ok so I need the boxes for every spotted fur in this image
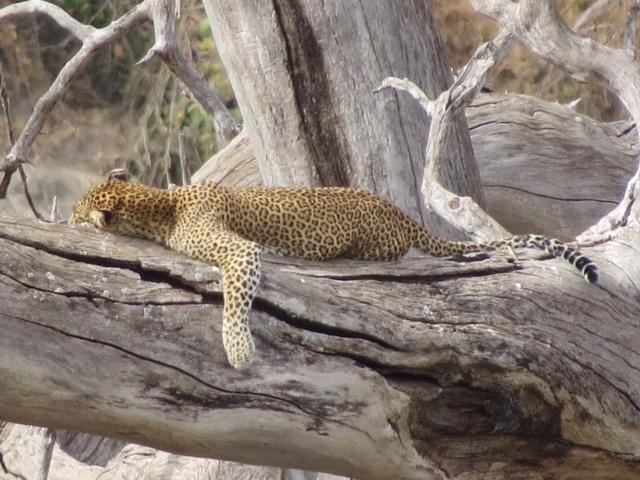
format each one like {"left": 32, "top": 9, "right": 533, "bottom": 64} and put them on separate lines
{"left": 69, "top": 172, "right": 598, "bottom": 369}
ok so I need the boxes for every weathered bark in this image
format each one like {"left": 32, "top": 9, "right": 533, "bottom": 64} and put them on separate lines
{"left": 1, "top": 423, "right": 343, "bottom": 480}
{"left": 1, "top": 217, "right": 639, "bottom": 480}
{"left": 470, "top": 0, "right": 640, "bottom": 239}
{"left": 468, "top": 93, "right": 637, "bottom": 237}
{"left": 202, "top": 0, "right": 483, "bottom": 232}
{"left": 193, "top": 93, "right": 637, "bottom": 239}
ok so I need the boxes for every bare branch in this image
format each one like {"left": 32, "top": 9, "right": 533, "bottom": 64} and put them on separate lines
{"left": 140, "top": 0, "right": 240, "bottom": 147}
{"left": 0, "top": 62, "right": 18, "bottom": 196}
{"left": 376, "top": 31, "right": 515, "bottom": 241}
{"left": 0, "top": 0, "right": 153, "bottom": 197}
{"left": 573, "top": 0, "right": 617, "bottom": 32}
{"left": 50, "top": 196, "right": 60, "bottom": 223}
{"left": 470, "top": 0, "right": 640, "bottom": 235}
{"left": 178, "top": 131, "right": 191, "bottom": 186}
{"left": 0, "top": 62, "right": 47, "bottom": 220}
{"left": 17, "top": 166, "right": 46, "bottom": 221}
{"left": 374, "top": 77, "right": 434, "bottom": 116}
{"left": 0, "top": 63, "right": 15, "bottom": 146}
{"left": 0, "top": 0, "right": 96, "bottom": 41}
{"left": 448, "top": 30, "right": 515, "bottom": 108}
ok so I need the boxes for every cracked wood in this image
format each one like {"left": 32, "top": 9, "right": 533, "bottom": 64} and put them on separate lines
{"left": 1, "top": 217, "right": 639, "bottom": 479}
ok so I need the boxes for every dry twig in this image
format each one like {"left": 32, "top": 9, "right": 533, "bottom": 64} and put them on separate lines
{"left": 0, "top": 63, "right": 46, "bottom": 220}
{"left": 178, "top": 131, "right": 191, "bottom": 185}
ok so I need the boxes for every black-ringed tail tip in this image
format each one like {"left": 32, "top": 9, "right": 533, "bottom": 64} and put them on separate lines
{"left": 526, "top": 234, "right": 599, "bottom": 285}
{"left": 482, "top": 235, "right": 598, "bottom": 284}
{"left": 414, "top": 233, "right": 600, "bottom": 284}
{"left": 561, "top": 246, "right": 599, "bottom": 284}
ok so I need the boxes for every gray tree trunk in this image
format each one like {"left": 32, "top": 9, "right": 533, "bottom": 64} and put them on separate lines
{"left": 202, "top": 0, "right": 483, "bottom": 235}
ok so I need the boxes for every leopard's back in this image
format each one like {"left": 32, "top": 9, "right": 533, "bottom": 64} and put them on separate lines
{"left": 204, "top": 186, "right": 417, "bottom": 261}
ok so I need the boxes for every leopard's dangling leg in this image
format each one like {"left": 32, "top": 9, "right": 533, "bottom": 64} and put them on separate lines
{"left": 219, "top": 241, "right": 262, "bottom": 369}
{"left": 178, "top": 224, "right": 262, "bottom": 369}
{"left": 211, "top": 234, "right": 262, "bottom": 369}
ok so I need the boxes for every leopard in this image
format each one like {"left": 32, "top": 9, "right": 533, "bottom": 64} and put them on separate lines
{"left": 69, "top": 169, "right": 599, "bottom": 369}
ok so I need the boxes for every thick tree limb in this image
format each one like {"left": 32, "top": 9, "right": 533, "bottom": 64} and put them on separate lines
{"left": 470, "top": 0, "right": 640, "bottom": 235}
{"left": 467, "top": 93, "right": 637, "bottom": 238}
{"left": 0, "top": 217, "right": 639, "bottom": 479}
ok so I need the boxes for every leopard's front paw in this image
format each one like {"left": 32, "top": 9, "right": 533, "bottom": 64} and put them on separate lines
{"left": 222, "top": 325, "right": 256, "bottom": 370}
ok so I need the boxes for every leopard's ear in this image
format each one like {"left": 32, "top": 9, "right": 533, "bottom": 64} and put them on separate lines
{"left": 89, "top": 209, "right": 113, "bottom": 229}
{"left": 107, "top": 168, "right": 129, "bottom": 183}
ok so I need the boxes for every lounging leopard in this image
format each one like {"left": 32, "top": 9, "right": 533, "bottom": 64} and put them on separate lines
{"left": 69, "top": 170, "right": 598, "bottom": 369}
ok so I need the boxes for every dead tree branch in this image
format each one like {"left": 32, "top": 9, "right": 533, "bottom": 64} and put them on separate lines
{"left": 470, "top": 0, "right": 640, "bottom": 236}
{"left": 0, "top": 0, "right": 152, "bottom": 197}
{"left": 376, "top": 31, "right": 515, "bottom": 241}
{"left": 0, "top": 63, "right": 47, "bottom": 220}
{"left": 0, "top": 215, "right": 638, "bottom": 480}
{"left": 573, "top": 0, "right": 618, "bottom": 32}
{"left": 138, "top": 0, "right": 240, "bottom": 147}
{"left": 0, "top": 0, "right": 238, "bottom": 199}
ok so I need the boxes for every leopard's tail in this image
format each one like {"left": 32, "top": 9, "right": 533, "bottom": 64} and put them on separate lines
{"left": 412, "top": 227, "right": 598, "bottom": 284}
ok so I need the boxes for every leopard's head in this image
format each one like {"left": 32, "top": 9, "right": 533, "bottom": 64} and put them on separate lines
{"left": 69, "top": 169, "right": 175, "bottom": 242}
{"left": 69, "top": 169, "right": 139, "bottom": 230}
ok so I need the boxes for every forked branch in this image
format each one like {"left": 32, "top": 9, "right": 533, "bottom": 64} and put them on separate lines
{"left": 469, "top": 0, "right": 640, "bottom": 235}
{"left": 0, "top": 0, "right": 152, "bottom": 198}
{"left": 0, "top": 0, "right": 238, "bottom": 200}
{"left": 376, "top": 31, "right": 515, "bottom": 241}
